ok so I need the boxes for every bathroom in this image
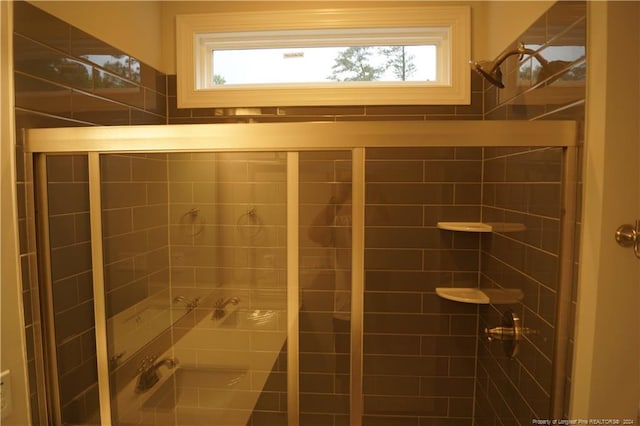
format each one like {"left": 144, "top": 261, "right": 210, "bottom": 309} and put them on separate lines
{"left": 1, "top": 1, "right": 638, "bottom": 425}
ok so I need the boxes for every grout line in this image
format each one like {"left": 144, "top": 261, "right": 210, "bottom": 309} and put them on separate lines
{"left": 531, "top": 99, "right": 586, "bottom": 121}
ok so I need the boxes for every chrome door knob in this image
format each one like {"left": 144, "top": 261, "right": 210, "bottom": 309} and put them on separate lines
{"left": 615, "top": 220, "right": 640, "bottom": 259}
{"left": 615, "top": 223, "right": 638, "bottom": 247}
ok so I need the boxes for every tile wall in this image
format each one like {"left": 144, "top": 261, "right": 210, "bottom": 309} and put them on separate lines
{"left": 475, "top": 147, "right": 564, "bottom": 424}
{"left": 45, "top": 155, "right": 99, "bottom": 423}
{"left": 165, "top": 74, "right": 484, "bottom": 124}
{"left": 101, "top": 154, "right": 170, "bottom": 321}
{"left": 476, "top": 1, "right": 586, "bottom": 424}
{"left": 362, "top": 147, "right": 483, "bottom": 426}
{"left": 167, "top": 152, "right": 287, "bottom": 292}
{"left": 12, "top": 1, "right": 167, "bottom": 423}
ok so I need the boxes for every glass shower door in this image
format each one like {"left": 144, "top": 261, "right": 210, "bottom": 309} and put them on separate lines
{"left": 100, "top": 152, "right": 289, "bottom": 425}
{"left": 38, "top": 154, "right": 102, "bottom": 426}
{"left": 37, "top": 148, "right": 358, "bottom": 425}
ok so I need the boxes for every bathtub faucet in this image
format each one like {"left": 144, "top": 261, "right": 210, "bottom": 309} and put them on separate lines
{"left": 173, "top": 295, "right": 201, "bottom": 310}
{"left": 212, "top": 296, "right": 240, "bottom": 320}
{"left": 135, "top": 355, "right": 177, "bottom": 393}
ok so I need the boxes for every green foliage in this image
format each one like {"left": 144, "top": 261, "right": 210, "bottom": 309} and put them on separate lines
{"left": 213, "top": 74, "right": 226, "bottom": 85}
{"left": 328, "top": 47, "right": 385, "bottom": 81}
{"left": 328, "top": 45, "right": 418, "bottom": 82}
{"left": 378, "top": 46, "right": 416, "bottom": 81}
{"left": 99, "top": 55, "right": 140, "bottom": 85}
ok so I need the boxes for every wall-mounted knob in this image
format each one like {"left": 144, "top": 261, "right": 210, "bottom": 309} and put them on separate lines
{"left": 485, "top": 326, "right": 517, "bottom": 342}
{"left": 484, "top": 310, "right": 537, "bottom": 358}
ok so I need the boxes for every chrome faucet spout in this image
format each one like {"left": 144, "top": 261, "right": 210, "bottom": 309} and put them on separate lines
{"left": 135, "top": 356, "right": 177, "bottom": 393}
{"left": 212, "top": 296, "right": 240, "bottom": 320}
{"left": 173, "top": 295, "right": 200, "bottom": 310}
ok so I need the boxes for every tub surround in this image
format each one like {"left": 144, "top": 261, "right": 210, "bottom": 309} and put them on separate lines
{"left": 477, "top": 1, "right": 586, "bottom": 422}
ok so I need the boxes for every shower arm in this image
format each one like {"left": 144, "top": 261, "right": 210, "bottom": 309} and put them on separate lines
{"left": 472, "top": 42, "right": 552, "bottom": 88}
{"left": 488, "top": 43, "right": 549, "bottom": 75}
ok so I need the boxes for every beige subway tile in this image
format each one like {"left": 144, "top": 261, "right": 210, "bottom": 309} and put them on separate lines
{"left": 170, "top": 182, "right": 194, "bottom": 203}
{"left": 102, "top": 208, "right": 132, "bottom": 237}
{"left": 147, "top": 225, "right": 168, "bottom": 248}
{"left": 50, "top": 242, "right": 92, "bottom": 282}
{"left": 104, "top": 258, "right": 135, "bottom": 292}
{"left": 247, "top": 161, "right": 286, "bottom": 182}
{"left": 216, "top": 160, "right": 248, "bottom": 182}
{"left": 49, "top": 214, "right": 75, "bottom": 248}
{"left": 145, "top": 247, "right": 170, "bottom": 276}
{"left": 169, "top": 160, "right": 215, "bottom": 182}
{"left": 103, "top": 230, "right": 148, "bottom": 264}
{"left": 170, "top": 224, "right": 195, "bottom": 246}
{"left": 132, "top": 204, "right": 168, "bottom": 230}
{"left": 100, "top": 155, "right": 131, "bottom": 182}
{"left": 171, "top": 267, "right": 196, "bottom": 287}
{"left": 192, "top": 182, "right": 216, "bottom": 203}
{"left": 101, "top": 182, "right": 146, "bottom": 209}
{"left": 146, "top": 182, "right": 168, "bottom": 205}
{"left": 132, "top": 156, "right": 168, "bottom": 182}
{"left": 48, "top": 182, "right": 89, "bottom": 215}
{"left": 47, "top": 156, "right": 73, "bottom": 182}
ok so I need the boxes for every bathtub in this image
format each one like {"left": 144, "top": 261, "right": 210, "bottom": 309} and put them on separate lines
{"left": 115, "top": 289, "right": 287, "bottom": 425}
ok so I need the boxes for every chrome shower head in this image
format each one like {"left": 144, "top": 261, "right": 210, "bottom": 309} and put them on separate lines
{"left": 470, "top": 60, "right": 505, "bottom": 88}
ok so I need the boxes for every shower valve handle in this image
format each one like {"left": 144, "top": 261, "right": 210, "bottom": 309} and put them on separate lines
{"left": 485, "top": 326, "right": 517, "bottom": 342}
{"left": 484, "top": 311, "right": 538, "bottom": 358}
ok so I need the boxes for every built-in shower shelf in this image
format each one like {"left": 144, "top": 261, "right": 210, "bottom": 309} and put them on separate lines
{"left": 436, "top": 288, "right": 524, "bottom": 305}
{"left": 436, "top": 288, "right": 490, "bottom": 304}
{"left": 436, "top": 222, "right": 492, "bottom": 232}
{"left": 436, "top": 222, "right": 527, "bottom": 233}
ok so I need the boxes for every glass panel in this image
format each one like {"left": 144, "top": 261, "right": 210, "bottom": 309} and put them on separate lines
{"left": 102, "top": 152, "right": 288, "bottom": 425}
{"left": 180, "top": 6, "right": 471, "bottom": 107}
{"left": 100, "top": 153, "right": 170, "bottom": 371}
{"left": 212, "top": 45, "right": 437, "bottom": 85}
{"left": 46, "top": 154, "right": 101, "bottom": 425}
{"left": 299, "top": 151, "right": 352, "bottom": 425}
{"left": 519, "top": 43, "right": 586, "bottom": 86}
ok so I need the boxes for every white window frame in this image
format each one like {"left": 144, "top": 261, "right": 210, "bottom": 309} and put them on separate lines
{"left": 176, "top": 6, "right": 470, "bottom": 108}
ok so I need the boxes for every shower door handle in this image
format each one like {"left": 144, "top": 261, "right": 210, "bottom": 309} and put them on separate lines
{"left": 615, "top": 220, "right": 640, "bottom": 259}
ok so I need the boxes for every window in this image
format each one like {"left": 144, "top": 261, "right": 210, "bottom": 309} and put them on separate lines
{"left": 176, "top": 6, "right": 470, "bottom": 108}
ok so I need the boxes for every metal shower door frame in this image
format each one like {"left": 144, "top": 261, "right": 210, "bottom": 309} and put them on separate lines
{"left": 27, "top": 120, "right": 577, "bottom": 425}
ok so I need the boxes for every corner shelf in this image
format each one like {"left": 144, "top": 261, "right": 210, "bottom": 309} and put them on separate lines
{"left": 436, "top": 222, "right": 492, "bottom": 232}
{"left": 435, "top": 288, "right": 490, "bottom": 304}
{"left": 436, "top": 222, "right": 527, "bottom": 233}
{"left": 436, "top": 287, "right": 524, "bottom": 305}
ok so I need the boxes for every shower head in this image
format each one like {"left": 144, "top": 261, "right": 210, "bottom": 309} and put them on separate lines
{"left": 471, "top": 42, "right": 571, "bottom": 89}
{"left": 470, "top": 60, "right": 505, "bottom": 88}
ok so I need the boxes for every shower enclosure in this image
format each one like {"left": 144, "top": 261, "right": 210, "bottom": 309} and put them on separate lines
{"left": 26, "top": 121, "right": 576, "bottom": 425}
